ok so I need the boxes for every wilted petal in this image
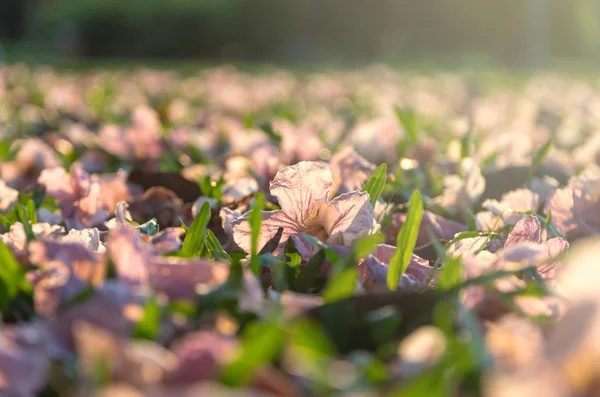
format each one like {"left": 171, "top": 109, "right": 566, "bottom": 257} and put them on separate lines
{"left": 324, "top": 192, "right": 379, "bottom": 246}
{"left": 232, "top": 210, "right": 299, "bottom": 254}
{"left": 505, "top": 216, "right": 543, "bottom": 248}
{"left": 61, "top": 228, "right": 106, "bottom": 254}
{"left": 269, "top": 162, "right": 332, "bottom": 226}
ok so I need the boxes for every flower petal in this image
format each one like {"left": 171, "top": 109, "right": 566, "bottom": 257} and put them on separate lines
{"left": 328, "top": 146, "right": 375, "bottom": 195}
{"left": 269, "top": 161, "right": 333, "bottom": 226}
{"left": 232, "top": 210, "right": 299, "bottom": 254}
{"left": 505, "top": 216, "right": 542, "bottom": 248}
{"left": 324, "top": 191, "right": 378, "bottom": 246}
{"left": 0, "top": 180, "right": 19, "bottom": 213}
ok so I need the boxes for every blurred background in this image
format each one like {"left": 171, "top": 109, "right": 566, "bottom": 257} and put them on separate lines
{"left": 1, "top": 0, "right": 600, "bottom": 68}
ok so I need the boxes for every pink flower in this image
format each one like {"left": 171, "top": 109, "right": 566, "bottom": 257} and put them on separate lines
{"left": 107, "top": 227, "right": 263, "bottom": 308}
{"left": 166, "top": 331, "right": 239, "bottom": 384}
{"left": 434, "top": 158, "right": 486, "bottom": 218}
{"left": 359, "top": 244, "right": 434, "bottom": 291}
{"left": 544, "top": 177, "right": 600, "bottom": 239}
{"left": 97, "top": 105, "right": 164, "bottom": 161}
{"left": 0, "top": 180, "right": 19, "bottom": 213}
{"left": 1, "top": 222, "right": 64, "bottom": 261}
{"left": 460, "top": 216, "right": 569, "bottom": 320}
{"left": 328, "top": 147, "right": 376, "bottom": 195}
{"left": 28, "top": 239, "right": 107, "bottom": 316}
{"left": 0, "top": 324, "right": 49, "bottom": 396}
{"left": 232, "top": 161, "right": 379, "bottom": 254}
{"left": 38, "top": 164, "right": 110, "bottom": 229}
{"left": 482, "top": 188, "right": 540, "bottom": 226}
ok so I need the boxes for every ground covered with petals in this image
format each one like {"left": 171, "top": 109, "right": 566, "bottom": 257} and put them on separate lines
{"left": 1, "top": 65, "right": 600, "bottom": 396}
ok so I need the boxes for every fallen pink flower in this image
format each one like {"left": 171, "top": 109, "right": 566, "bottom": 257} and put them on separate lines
{"left": 0, "top": 324, "right": 50, "bottom": 396}
{"left": 0, "top": 180, "right": 19, "bottom": 213}
{"left": 359, "top": 244, "right": 433, "bottom": 291}
{"left": 328, "top": 146, "right": 376, "bottom": 195}
{"left": 232, "top": 161, "right": 379, "bottom": 255}
{"left": 38, "top": 164, "right": 110, "bottom": 229}
{"left": 166, "top": 331, "right": 239, "bottom": 384}
{"left": 28, "top": 239, "right": 107, "bottom": 316}
{"left": 544, "top": 177, "right": 600, "bottom": 239}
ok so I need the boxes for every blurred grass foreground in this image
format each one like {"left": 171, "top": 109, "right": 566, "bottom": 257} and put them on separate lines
{"left": 2, "top": 0, "right": 600, "bottom": 66}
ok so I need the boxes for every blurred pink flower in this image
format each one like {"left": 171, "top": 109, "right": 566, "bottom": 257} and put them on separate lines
{"left": 38, "top": 164, "right": 110, "bottom": 229}
{"left": 28, "top": 239, "right": 106, "bottom": 316}
{"left": 0, "top": 180, "right": 19, "bottom": 213}
{"left": 1, "top": 222, "right": 64, "bottom": 260}
{"left": 483, "top": 189, "right": 540, "bottom": 226}
{"left": 232, "top": 161, "right": 379, "bottom": 254}
{"left": 0, "top": 139, "right": 61, "bottom": 189}
{"left": 166, "top": 331, "right": 239, "bottom": 384}
{"left": 544, "top": 177, "right": 600, "bottom": 239}
{"left": 460, "top": 216, "right": 569, "bottom": 320}
{"left": 434, "top": 158, "right": 486, "bottom": 218}
{"left": 97, "top": 105, "right": 164, "bottom": 161}
{"left": 359, "top": 244, "right": 433, "bottom": 291}
{"left": 328, "top": 146, "right": 376, "bottom": 195}
{"left": 0, "top": 324, "right": 49, "bottom": 396}
{"left": 73, "top": 321, "right": 177, "bottom": 386}
{"left": 108, "top": 227, "right": 263, "bottom": 309}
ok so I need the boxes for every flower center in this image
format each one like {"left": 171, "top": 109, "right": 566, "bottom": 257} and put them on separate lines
{"left": 302, "top": 204, "right": 329, "bottom": 241}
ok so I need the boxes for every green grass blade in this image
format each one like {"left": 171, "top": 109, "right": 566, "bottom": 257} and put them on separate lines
{"left": 387, "top": 189, "right": 424, "bottom": 290}
{"left": 363, "top": 163, "right": 387, "bottom": 207}
{"left": 249, "top": 193, "right": 265, "bottom": 274}
{"left": 179, "top": 201, "right": 211, "bottom": 257}
{"left": 205, "top": 229, "right": 231, "bottom": 261}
